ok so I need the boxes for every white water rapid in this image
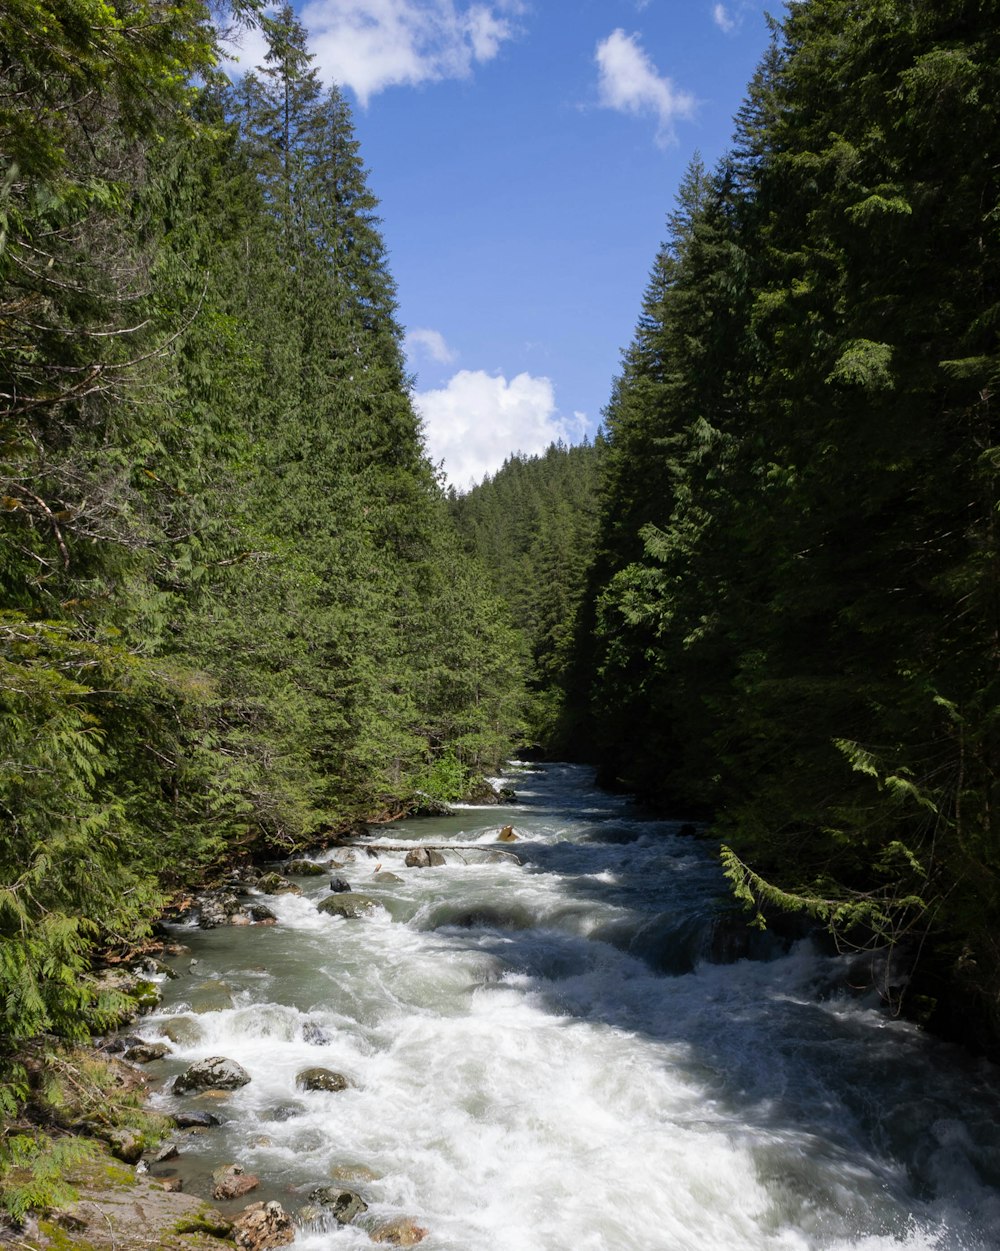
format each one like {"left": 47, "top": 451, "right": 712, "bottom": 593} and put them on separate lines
{"left": 140, "top": 762, "right": 1000, "bottom": 1250}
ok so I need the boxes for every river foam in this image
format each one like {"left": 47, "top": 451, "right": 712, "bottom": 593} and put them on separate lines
{"left": 142, "top": 763, "right": 1000, "bottom": 1250}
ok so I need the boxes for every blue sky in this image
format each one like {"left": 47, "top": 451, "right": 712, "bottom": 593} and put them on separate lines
{"left": 225, "top": 2, "right": 775, "bottom": 488}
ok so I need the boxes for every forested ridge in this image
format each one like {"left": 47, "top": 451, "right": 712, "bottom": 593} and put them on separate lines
{"left": 3, "top": 0, "right": 1000, "bottom": 1217}
{"left": 0, "top": 0, "right": 525, "bottom": 1156}
{"left": 464, "top": 0, "right": 1000, "bottom": 1055}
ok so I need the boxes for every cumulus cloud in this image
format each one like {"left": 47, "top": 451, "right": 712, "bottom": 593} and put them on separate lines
{"left": 296, "top": 0, "right": 521, "bottom": 105}
{"left": 407, "top": 327, "right": 458, "bottom": 364}
{"left": 414, "top": 370, "right": 587, "bottom": 489}
{"left": 712, "top": 4, "right": 737, "bottom": 34}
{"left": 595, "top": 29, "right": 696, "bottom": 146}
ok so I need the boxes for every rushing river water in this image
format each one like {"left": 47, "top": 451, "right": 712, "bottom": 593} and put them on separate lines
{"left": 141, "top": 762, "right": 1000, "bottom": 1250}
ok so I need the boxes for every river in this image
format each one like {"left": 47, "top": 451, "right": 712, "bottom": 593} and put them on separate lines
{"left": 141, "top": 762, "right": 1000, "bottom": 1250}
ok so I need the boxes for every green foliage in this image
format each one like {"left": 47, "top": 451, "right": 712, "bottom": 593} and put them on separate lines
{"left": 573, "top": 0, "right": 1000, "bottom": 1040}
{"left": 0, "top": 1132, "right": 94, "bottom": 1222}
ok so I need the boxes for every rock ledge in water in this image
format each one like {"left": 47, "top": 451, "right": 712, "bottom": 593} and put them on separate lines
{"left": 173, "top": 1056, "right": 251, "bottom": 1094}
{"left": 316, "top": 892, "right": 385, "bottom": 919}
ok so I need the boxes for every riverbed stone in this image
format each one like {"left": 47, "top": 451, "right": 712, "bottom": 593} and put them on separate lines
{"left": 316, "top": 892, "right": 385, "bottom": 919}
{"left": 173, "top": 1056, "right": 251, "bottom": 1094}
{"left": 307, "top": 1186, "right": 367, "bottom": 1224}
{"left": 247, "top": 903, "right": 278, "bottom": 923}
{"left": 160, "top": 1017, "right": 203, "bottom": 1047}
{"left": 286, "top": 859, "right": 326, "bottom": 876}
{"left": 233, "top": 1200, "right": 295, "bottom": 1251}
{"left": 370, "top": 1217, "right": 429, "bottom": 1246}
{"left": 173, "top": 1109, "right": 221, "bottom": 1128}
{"left": 302, "top": 1021, "right": 333, "bottom": 1045}
{"left": 212, "top": 1163, "right": 260, "bottom": 1201}
{"left": 329, "top": 876, "right": 353, "bottom": 893}
{"left": 257, "top": 872, "right": 301, "bottom": 895}
{"left": 404, "top": 847, "right": 446, "bottom": 868}
{"left": 199, "top": 891, "right": 243, "bottom": 928}
{"left": 497, "top": 825, "right": 518, "bottom": 842}
{"left": 124, "top": 1040, "right": 171, "bottom": 1063}
{"left": 372, "top": 871, "right": 404, "bottom": 884}
{"left": 295, "top": 1066, "right": 349, "bottom": 1093}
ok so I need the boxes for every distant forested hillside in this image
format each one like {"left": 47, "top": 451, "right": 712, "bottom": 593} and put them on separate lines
{"left": 452, "top": 439, "right": 603, "bottom": 748}
{"left": 0, "top": 0, "right": 523, "bottom": 1081}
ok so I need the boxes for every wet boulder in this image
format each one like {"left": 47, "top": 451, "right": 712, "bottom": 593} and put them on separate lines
{"left": 160, "top": 1016, "right": 203, "bottom": 1046}
{"left": 329, "top": 876, "right": 353, "bottom": 893}
{"left": 212, "top": 1163, "right": 260, "bottom": 1201}
{"left": 307, "top": 1186, "right": 367, "bottom": 1224}
{"left": 199, "top": 891, "right": 243, "bottom": 929}
{"left": 372, "top": 871, "right": 403, "bottom": 884}
{"left": 233, "top": 1201, "right": 295, "bottom": 1251}
{"left": 286, "top": 859, "right": 326, "bottom": 876}
{"left": 316, "top": 892, "right": 385, "bottom": 919}
{"left": 295, "top": 1067, "right": 349, "bottom": 1093}
{"left": 302, "top": 1021, "right": 333, "bottom": 1045}
{"left": 256, "top": 872, "right": 301, "bottom": 896}
{"left": 173, "top": 1109, "right": 221, "bottom": 1128}
{"left": 172, "top": 1056, "right": 251, "bottom": 1094}
{"left": 404, "top": 848, "right": 446, "bottom": 868}
{"left": 247, "top": 903, "right": 278, "bottom": 924}
{"left": 497, "top": 825, "right": 518, "bottom": 843}
{"left": 124, "top": 1041, "right": 170, "bottom": 1064}
{"left": 371, "top": 1217, "right": 429, "bottom": 1246}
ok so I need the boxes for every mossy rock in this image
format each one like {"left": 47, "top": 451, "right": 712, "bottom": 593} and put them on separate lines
{"left": 286, "top": 859, "right": 326, "bottom": 876}
{"left": 316, "top": 892, "right": 386, "bottom": 919}
{"left": 174, "top": 1207, "right": 234, "bottom": 1237}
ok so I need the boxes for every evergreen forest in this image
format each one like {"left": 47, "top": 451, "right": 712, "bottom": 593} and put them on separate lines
{"left": 2, "top": 0, "right": 1000, "bottom": 1210}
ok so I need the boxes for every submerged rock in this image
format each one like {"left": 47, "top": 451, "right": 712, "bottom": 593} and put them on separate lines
{"left": 372, "top": 871, "right": 403, "bottom": 884}
{"left": 302, "top": 1021, "right": 333, "bottom": 1045}
{"left": 404, "top": 847, "right": 446, "bottom": 868}
{"left": 307, "top": 1186, "right": 367, "bottom": 1224}
{"left": 295, "top": 1066, "right": 349, "bottom": 1093}
{"left": 160, "top": 1016, "right": 203, "bottom": 1046}
{"left": 173, "top": 1056, "right": 251, "bottom": 1094}
{"left": 316, "top": 892, "right": 385, "bottom": 919}
{"left": 233, "top": 1200, "right": 295, "bottom": 1251}
{"left": 329, "top": 1163, "right": 381, "bottom": 1184}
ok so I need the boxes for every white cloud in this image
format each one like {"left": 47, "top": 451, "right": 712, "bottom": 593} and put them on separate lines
{"left": 595, "top": 28, "right": 695, "bottom": 147}
{"left": 414, "top": 370, "right": 586, "bottom": 489}
{"left": 297, "top": 0, "right": 521, "bottom": 105}
{"left": 712, "top": 4, "right": 737, "bottom": 34}
{"left": 407, "top": 327, "right": 458, "bottom": 364}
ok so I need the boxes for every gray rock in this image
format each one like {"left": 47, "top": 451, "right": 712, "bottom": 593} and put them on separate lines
{"left": 302, "top": 1022, "right": 333, "bottom": 1045}
{"left": 307, "top": 1186, "right": 368, "bottom": 1224}
{"left": 370, "top": 1217, "right": 430, "bottom": 1246}
{"left": 233, "top": 1200, "right": 295, "bottom": 1251}
{"left": 102, "top": 1126, "right": 144, "bottom": 1164}
{"left": 295, "top": 1067, "right": 349, "bottom": 1093}
{"left": 124, "top": 1041, "right": 170, "bottom": 1064}
{"left": 199, "top": 891, "right": 243, "bottom": 929}
{"left": 256, "top": 872, "right": 301, "bottom": 895}
{"left": 316, "top": 892, "right": 386, "bottom": 919}
{"left": 155, "top": 1142, "right": 180, "bottom": 1162}
{"left": 173, "top": 1109, "right": 221, "bottom": 1128}
{"left": 212, "top": 1163, "right": 260, "bottom": 1201}
{"left": 247, "top": 903, "right": 278, "bottom": 923}
{"left": 172, "top": 1056, "right": 251, "bottom": 1095}
{"left": 286, "top": 859, "right": 326, "bottom": 876}
{"left": 372, "top": 871, "right": 403, "bottom": 884}
{"left": 329, "top": 876, "right": 353, "bottom": 893}
{"left": 160, "top": 1016, "right": 203, "bottom": 1046}
{"left": 404, "top": 847, "right": 446, "bottom": 868}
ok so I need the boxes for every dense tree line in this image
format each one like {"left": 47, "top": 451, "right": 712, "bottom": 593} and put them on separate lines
{"left": 452, "top": 439, "right": 603, "bottom": 747}
{"left": 570, "top": 0, "right": 1000, "bottom": 1051}
{"left": 0, "top": 0, "right": 524, "bottom": 1130}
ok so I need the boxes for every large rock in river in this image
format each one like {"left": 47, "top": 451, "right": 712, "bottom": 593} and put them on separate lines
{"left": 173, "top": 1056, "right": 251, "bottom": 1094}
{"left": 316, "top": 892, "right": 385, "bottom": 919}
{"left": 233, "top": 1201, "right": 295, "bottom": 1251}
{"left": 295, "top": 1066, "right": 349, "bottom": 1092}
{"left": 212, "top": 1163, "right": 260, "bottom": 1201}
{"left": 307, "top": 1186, "right": 367, "bottom": 1224}
{"left": 404, "top": 848, "right": 446, "bottom": 868}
